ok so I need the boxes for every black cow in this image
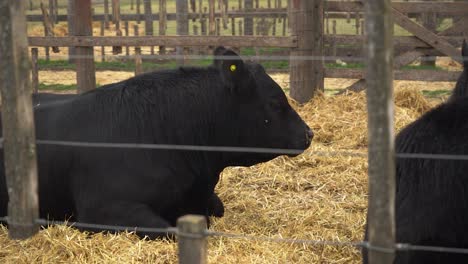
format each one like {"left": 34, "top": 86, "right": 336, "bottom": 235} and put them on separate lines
{"left": 0, "top": 47, "right": 312, "bottom": 238}
{"left": 363, "top": 41, "right": 468, "bottom": 263}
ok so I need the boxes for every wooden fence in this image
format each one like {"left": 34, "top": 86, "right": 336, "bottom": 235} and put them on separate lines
{"left": 27, "top": 0, "right": 468, "bottom": 99}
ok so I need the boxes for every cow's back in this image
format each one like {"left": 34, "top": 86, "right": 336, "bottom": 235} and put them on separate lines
{"left": 394, "top": 98, "right": 468, "bottom": 263}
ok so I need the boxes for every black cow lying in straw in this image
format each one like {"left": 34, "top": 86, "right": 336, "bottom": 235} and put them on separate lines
{"left": 363, "top": 41, "right": 468, "bottom": 263}
{"left": 0, "top": 47, "right": 313, "bottom": 238}
{"left": 36, "top": 91, "right": 227, "bottom": 219}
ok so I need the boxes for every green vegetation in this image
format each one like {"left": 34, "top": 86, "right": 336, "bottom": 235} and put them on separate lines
{"left": 326, "top": 62, "right": 364, "bottom": 69}
{"left": 36, "top": 57, "right": 448, "bottom": 72}
{"left": 39, "top": 83, "right": 77, "bottom": 91}
{"left": 421, "top": 89, "right": 451, "bottom": 98}
{"left": 39, "top": 83, "right": 104, "bottom": 91}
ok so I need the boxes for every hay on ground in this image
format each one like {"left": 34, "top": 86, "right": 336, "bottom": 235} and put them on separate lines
{"left": 0, "top": 87, "right": 441, "bottom": 263}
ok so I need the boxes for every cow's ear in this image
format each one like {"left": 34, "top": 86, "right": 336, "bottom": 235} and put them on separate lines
{"left": 462, "top": 39, "right": 468, "bottom": 69}
{"left": 213, "top": 47, "right": 250, "bottom": 92}
{"left": 213, "top": 46, "right": 228, "bottom": 68}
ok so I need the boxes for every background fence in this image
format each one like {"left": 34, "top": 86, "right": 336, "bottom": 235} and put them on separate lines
{"left": 26, "top": 0, "right": 468, "bottom": 100}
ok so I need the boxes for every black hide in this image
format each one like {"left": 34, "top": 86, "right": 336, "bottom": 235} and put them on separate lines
{"left": 363, "top": 41, "right": 468, "bottom": 263}
{"left": 0, "top": 47, "right": 312, "bottom": 238}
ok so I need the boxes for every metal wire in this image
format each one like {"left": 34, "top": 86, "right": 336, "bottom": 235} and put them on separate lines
{"left": 33, "top": 139, "right": 304, "bottom": 155}
{"left": 0, "top": 216, "right": 177, "bottom": 236}
{"left": 3, "top": 216, "right": 468, "bottom": 255}
{"left": 396, "top": 243, "right": 468, "bottom": 255}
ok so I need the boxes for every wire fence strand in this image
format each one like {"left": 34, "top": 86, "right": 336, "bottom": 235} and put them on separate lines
{"left": 3, "top": 215, "right": 468, "bottom": 256}
{"left": 0, "top": 138, "right": 467, "bottom": 161}
{"left": 0, "top": 216, "right": 177, "bottom": 236}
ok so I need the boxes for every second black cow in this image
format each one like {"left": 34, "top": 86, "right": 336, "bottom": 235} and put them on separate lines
{"left": 363, "top": 41, "right": 468, "bottom": 263}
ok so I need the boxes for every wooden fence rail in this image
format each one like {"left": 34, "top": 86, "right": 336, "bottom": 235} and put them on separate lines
{"left": 28, "top": 35, "right": 297, "bottom": 48}
{"left": 27, "top": 0, "right": 468, "bottom": 90}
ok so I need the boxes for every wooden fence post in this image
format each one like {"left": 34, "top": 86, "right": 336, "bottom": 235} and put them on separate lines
{"left": 104, "top": 0, "right": 110, "bottom": 29}
{"left": 176, "top": 0, "right": 188, "bottom": 66}
{"left": 136, "top": 0, "right": 141, "bottom": 24}
{"left": 288, "top": 0, "right": 324, "bottom": 103}
{"left": 244, "top": 0, "right": 253, "bottom": 35}
{"left": 365, "top": 0, "right": 396, "bottom": 263}
{"left": 124, "top": 21, "right": 130, "bottom": 57}
{"left": 0, "top": 0, "right": 39, "bottom": 239}
{"left": 177, "top": 215, "right": 207, "bottom": 264}
{"left": 112, "top": 0, "right": 121, "bottom": 23}
{"left": 231, "top": 8, "right": 236, "bottom": 35}
{"left": 143, "top": 0, "right": 154, "bottom": 56}
{"left": 420, "top": 0, "right": 437, "bottom": 67}
{"left": 40, "top": 2, "right": 59, "bottom": 53}
{"left": 101, "top": 21, "right": 106, "bottom": 61}
{"left": 135, "top": 47, "right": 142, "bottom": 76}
{"left": 67, "top": 0, "right": 76, "bottom": 63}
{"left": 134, "top": 24, "right": 143, "bottom": 75}
{"left": 48, "top": 0, "right": 55, "bottom": 24}
{"left": 54, "top": 0, "right": 58, "bottom": 24}
{"left": 74, "top": 0, "right": 96, "bottom": 93}
{"left": 31, "top": 48, "right": 39, "bottom": 94}
{"left": 209, "top": 0, "right": 215, "bottom": 35}
{"left": 159, "top": 0, "right": 167, "bottom": 55}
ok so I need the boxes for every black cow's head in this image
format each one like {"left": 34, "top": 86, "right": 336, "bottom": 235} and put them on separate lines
{"left": 450, "top": 39, "right": 468, "bottom": 101}
{"left": 213, "top": 47, "right": 313, "bottom": 166}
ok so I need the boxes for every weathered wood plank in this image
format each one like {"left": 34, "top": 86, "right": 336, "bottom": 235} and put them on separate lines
{"left": 74, "top": 0, "right": 96, "bottom": 93}
{"left": 0, "top": 0, "right": 39, "bottom": 240}
{"left": 176, "top": 0, "right": 188, "bottom": 65}
{"left": 392, "top": 7, "right": 461, "bottom": 64}
{"left": 28, "top": 36, "right": 297, "bottom": 48}
{"left": 159, "top": 0, "right": 167, "bottom": 54}
{"left": 326, "top": 1, "right": 468, "bottom": 14}
{"left": 393, "top": 50, "right": 424, "bottom": 69}
{"left": 365, "top": 0, "right": 396, "bottom": 262}
{"left": 177, "top": 215, "right": 207, "bottom": 264}
{"left": 289, "top": 0, "right": 324, "bottom": 103}
{"left": 25, "top": 11, "right": 287, "bottom": 23}
{"left": 325, "top": 35, "right": 464, "bottom": 49}
{"left": 325, "top": 68, "right": 461, "bottom": 82}
{"left": 24, "top": 1, "right": 468, "bottom": 23}
{"left": 31, "top": 48, "right": 39, "bottom": 93}
{"left": 438, "top": 16, "right": 468, "bottom": 36}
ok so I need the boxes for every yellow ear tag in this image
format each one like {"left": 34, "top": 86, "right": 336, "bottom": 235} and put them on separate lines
{"left": 230, "top": 65, "right": 237, "bottom": 72}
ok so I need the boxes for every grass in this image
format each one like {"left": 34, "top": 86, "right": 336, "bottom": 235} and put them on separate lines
{"left": 422, "top": 89, "right": 451, "bottom": 98}
{"left": 36, "top": 57, "right": 448, "bottom": 72}
{"left": 326, "top": 62, "right": 364, "bottom": 69}
{"left": 39, "top": 83, "right": 77, "bottom": 91}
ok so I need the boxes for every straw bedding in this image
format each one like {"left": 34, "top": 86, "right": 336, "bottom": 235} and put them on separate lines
{"left": 0, "top": 84, "right": 440, "bottom": 263}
